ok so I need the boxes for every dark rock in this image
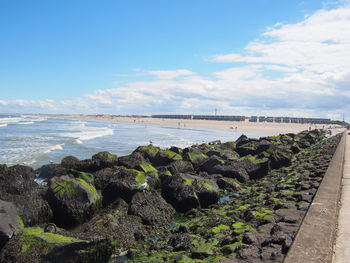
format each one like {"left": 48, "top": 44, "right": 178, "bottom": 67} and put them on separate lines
{"left": 153, "top": 149, "right": 183, "bottom": 167}
{"left": 0, "top": 201, "right": 20, "bottom": 250}
{"left": 217, "top": 177, "right": 240, "bottom": 191}
{"left": 128, "top": 191, "right": 175, "bottom": 226}
{"left": 168, "top": 160, "right": 194, "bottom": 175}
{"left": 260, "top": 245, "right": 283, "bottom": 261}
{"left": 118, "top": 152, "right": 146, "bottom": 170}
{"left": 191, "top": 180, "right": 219, "bottom": 208}
{"left": 296, "top": 201, "right": 310, "bottom": 211}
{"left": 0, "top": 165, "right": 52, "bottom": 226}
{"left": 61, "top": 156, "right": 99, "bottom": 173}
{"left": 235, "top": 245, "right": 260, "bottom": 260}
{"left": 45, "top": 175, "right": 101, "bottom": 228}
{"left": 161, "top": 175, "right": 199, "bottom": 212}
{"left": 0, "top": 227, "right": 112, "bottom": 263}
{"left": 235, "top": 135, "right": 250, "bottom": 147}
{"left": 36, "top": 164, "right": 67, "bottom": 180}
{"left": 91, "top": 151, "right": 118, "bottom": 168}
{"left": 133, "top": 145, "right": 160, "bottom": 163}
{"left": 102, "top": 168, "right": 148, "bottom": 205}
{"left": 93, "top": 167, "right": 118, "bottom": 191}
{"left": 168, "top": 234, "right": 193, "bottom": 251}
{"left": 275, "top": 209, "right": 303, "bottom": 224}
{"left": 242, "top": 232, "right": 258, "bottom": 245}
{"left": 282, "top": 236, "right": 293, "bottom": 254}
{"left": 268, "top": 147, "right": 292, "bottom": 169}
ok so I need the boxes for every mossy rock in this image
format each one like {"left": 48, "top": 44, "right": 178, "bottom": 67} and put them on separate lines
{"left": 185, "top": 152, "right": 208, "bottom": 167}
{"left": 153, "top": 150, "right": 183, "bottom": 166}
{"left": 0, "top": 227, "right": 112, "bottom": 263}
{"left": 46, "top": 176, "right": 102, "bottom": 228}
{"left": 137, "top": 163, "right": 157, "bottom": 173}
{"left": 135, "top": 145, "right": 160, "bottom": 160}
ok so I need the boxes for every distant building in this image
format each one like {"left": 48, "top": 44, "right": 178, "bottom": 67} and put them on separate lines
{"left": 151, "top": 115, "right": 331, "bottom": 124}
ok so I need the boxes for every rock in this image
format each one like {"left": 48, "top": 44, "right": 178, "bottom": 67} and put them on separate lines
{"left": 235, "top": 244, "right": 260, "bottom": 260}
{"left": 282, "top": 236, "right": 293, "bottom": 254}
{"left": 191, "top": 180, "right": 219, "bottom": 208}
{"left": 260, "top": 245, "right": 283, "bottom": 261}
{"left": 36, "top": 164, "right": 67, "bottom": 180}
{"left": 241, "top": 158, "right": 270, "bottom": 180}
{"left": 183, "top": 149, "right": 208, "bottom": 167}
{"left": 242, "top": 232, "right": 259, "bottom": 245}
{"left": 118, "top": 152, "right": 146, "bottom": 170}
{"left": 0, "top": 227, "right": 112, "bottom": 263}
{"left": 190, "top": 239, "right": 215, "bottom": 259}
{"left": 268, "top": 147, "right": 292, "bottom": 169}
{"left": 61, "top": 156, "right": 99, "bottom": 173}
{"left": 152, "top": 149, "right": 183, "bottom": 167}
{"left": 235, "top": 134, "right": 250, "bottom": 147}
{"left": 199, "top": 156, "right": 225, "bottom": 174}
{"left": 102, "top": 168, "right": 148, "bottom": 205}
{"left": 161, "top": 175, "right": 200, "bottom": 213}
{"left": 45, "top": 175, "right": 102, "bottom": 228}
{"left": 217, "top": 177, "right": 240, "bottom": 191}
{"left": 91, "top": 151, "right": 118, "bottom": 168}
{"left": 133, "top": 145, "right": 160, "bottom": 162}
{"left": 275, "top": 209, "right": 303, "bottom": 224}
{"left": 128, "top": 191, "right": 175, "bottom": 226}
{"left": 0, "top": 165, "right": 52, "bottom": 226}
{"left": 168, "top": 234, "right": 193, "bottom": 251}
{"left": 201, "top": 158, "right": 250, "bottom": 183}
{"left": 80, "top": 210, "right": 147, "bottom": 253}
{"left": 167, "top": 160, "right": 194, "bottom": 175}
{"left": 0, "top": 201, "right": 21, "bottom": 250}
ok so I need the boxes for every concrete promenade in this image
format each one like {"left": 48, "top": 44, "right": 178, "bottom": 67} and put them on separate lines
{"left": 284, "top": 131, "right": 346, "bottom": 263}
{"left": 332, "top": 132, "right": 350, "bottom": 262}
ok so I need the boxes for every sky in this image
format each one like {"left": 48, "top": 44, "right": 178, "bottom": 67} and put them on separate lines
{"left": 0, "top": 0, "right": 350, "bottom": 121}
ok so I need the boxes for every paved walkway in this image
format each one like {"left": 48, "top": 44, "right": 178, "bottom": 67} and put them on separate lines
{"left": 333, "top": 132, "right": 350, "bottom": 263}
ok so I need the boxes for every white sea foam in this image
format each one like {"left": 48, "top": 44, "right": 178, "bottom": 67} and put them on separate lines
{"left": 61, "top": 127, "right": 114, "bottom": 143}
{"left": 17, "top": 121, "right": 35, "bottom": 125}
{"left": 42, "top": 144, "right": 63, "bottom": 153}
{"left": 0, "top": 123, "right": 7, "bottom": 127}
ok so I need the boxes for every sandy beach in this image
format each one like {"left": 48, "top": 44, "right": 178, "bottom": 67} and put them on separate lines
{"left": 41, "top": 114, "right": 344, "bottom": 136}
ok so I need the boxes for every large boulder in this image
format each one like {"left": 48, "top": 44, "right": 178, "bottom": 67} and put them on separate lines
{"left": 183, "top": 149, "right": 208, "bottom": 168}
{"left": 161, "top": 175, "right": 200, "bottom": 212}
{"left": 79, "top": 201, "right": 148, "bottom": 255}
{"left": 0, "top": 165, "right": 52, "bottom": 226}
{"left": 101, "top": 168, "right": 148, "bottom": 205}
{"left": 167, "top": 160, "right": 194, "bottom": 175}
{"left": 152, "top": 149, "right": 183, "bottom": 167}
{"left": 200, "top": 158, "right": 250, "bottom": 183}
{"left": 61, "top": 156, "right": 99, "bottom": 173}
{"left": 0, "top": 227, "right": 112, "bottom": 263}
{"left": 128, "top": 191, "right": 175, "bottom": 226}
{"left": 0, "top": 200, "right": 21, "bottom": 250}
{"left": 91, "top": 151, "right": 118, "bottom": 169}
{"left": 161, "top": 173, "right": 219, "bottom": 212}
{"left": 133, "top": 145, "right": 160, "bottom": 163}
{"left": 36, "top": 164, "right": 67, "bottom": 180}
{"left": 45, "top": 175, "right": 102, "bottom": 228}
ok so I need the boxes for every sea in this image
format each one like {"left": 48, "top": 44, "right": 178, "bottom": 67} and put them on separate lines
{"left": 0, "top": 114, "right": 261, "bottom": 168}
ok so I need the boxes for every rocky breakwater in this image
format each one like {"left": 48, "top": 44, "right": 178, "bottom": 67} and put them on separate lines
{"left": 0, "top": 130, "right": 341, "bottom": 263}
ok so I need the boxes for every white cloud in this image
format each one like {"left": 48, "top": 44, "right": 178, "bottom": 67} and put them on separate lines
{"left": 146, "top": 69, "right": 195, "bottom": 79}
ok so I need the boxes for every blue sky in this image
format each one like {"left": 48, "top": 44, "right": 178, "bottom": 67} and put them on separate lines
{"left": 0, "top": 0, "right": 350, "bottom": 121}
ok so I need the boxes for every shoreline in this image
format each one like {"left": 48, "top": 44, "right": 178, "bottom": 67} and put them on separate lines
{"left": 34, "top": 114, "right": 344, "bottom": 136}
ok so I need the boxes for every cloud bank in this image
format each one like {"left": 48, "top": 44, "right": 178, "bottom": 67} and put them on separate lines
{"left": 1, "top": 4, "right": 350, "bottom": 121}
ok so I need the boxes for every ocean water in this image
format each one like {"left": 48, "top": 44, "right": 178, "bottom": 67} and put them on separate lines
{"left": 0, "top": 115, "right": 261, "bottom": 168}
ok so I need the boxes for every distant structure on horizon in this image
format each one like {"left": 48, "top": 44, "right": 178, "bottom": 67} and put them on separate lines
{"left": 151, "top": 114, "right": 331, "bottom": 124}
